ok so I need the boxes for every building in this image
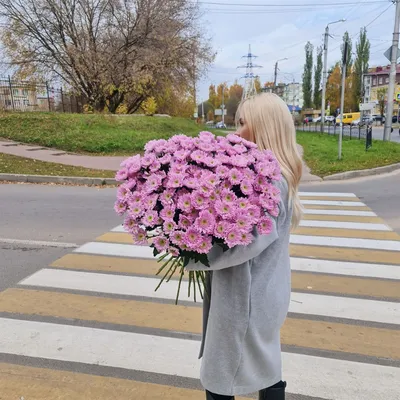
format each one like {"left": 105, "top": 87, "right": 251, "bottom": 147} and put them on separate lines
{"left": 282, "top": 82, "right": 304, "bottom": 109}
{"left": 363, "top": 65, "right": 400, "bottom": 116}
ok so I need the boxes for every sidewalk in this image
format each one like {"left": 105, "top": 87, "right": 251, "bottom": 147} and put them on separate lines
{"left": 0, "top": 139, "right": 320, "bottom": 182}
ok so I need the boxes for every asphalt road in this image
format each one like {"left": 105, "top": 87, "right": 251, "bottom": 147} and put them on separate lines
{"left": 1, "top": 171, "right": 399, "bottom": 293}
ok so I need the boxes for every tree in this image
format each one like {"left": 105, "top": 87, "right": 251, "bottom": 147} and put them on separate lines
{"left": 0, "top": 0, "right": 214, "bottom": 113}
{"left": 226, "top": 81, "right": 243, "bottom": 124}
{"left": 377, "top": 87, "right": 388, "bottom": 117}
{"left": 208, "top": 85, "right": 218, "bottom": 109}
{"left": 254, "top": 77, "right": 262, "bottom": 94}
{"left": 302, "top": 41, "right": 314, "bottom": 108}
{"left": 141, "top": 97, "right": 157, "bottom": 116}
{"left": 313, "top": 46, "right": 323, "bottom": 109}
{"left": 326, "top": 63, "right": 341, "bottom": 114}
{"left": 341, "top": 32, "right": 353, "bottom": 75}
{"left": 353, "top": 27, "right": 370, "bottom": 110}
{"left": 216, "top": 83, "right": 229, "bottom": 109}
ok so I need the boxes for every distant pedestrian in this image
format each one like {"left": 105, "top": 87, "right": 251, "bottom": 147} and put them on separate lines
{"left": 186, "top": 93, "right": 303, "bottom": 400}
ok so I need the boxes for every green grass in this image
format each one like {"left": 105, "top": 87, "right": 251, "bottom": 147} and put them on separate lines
{"left": 0, "top": 112, "right": 210, "bottom": 155}
{"left": 0, "top": 153, "right": 115, "bottom": 178}
{"left": 297, "top": 131, "right": 400, "bottom": 177}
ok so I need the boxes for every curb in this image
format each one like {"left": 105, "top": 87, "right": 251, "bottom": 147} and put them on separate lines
{"left": 0, "top": 173, "right": 117, "bottom": 186}
{"left": 323, "top": 162, "right": 400, "bottom": 181}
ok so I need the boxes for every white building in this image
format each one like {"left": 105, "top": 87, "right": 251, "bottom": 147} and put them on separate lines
{"left": 282, "top": 83, "right": 304, "bottom": 109}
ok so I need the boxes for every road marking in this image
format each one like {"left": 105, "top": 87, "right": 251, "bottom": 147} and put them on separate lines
{"left": 0, "top": 238, "right": 78, "bottom": 248}
{"left": 291, "top": 258, "right": 400, "bottom": 280}
{"left": 301, "top": 200, "right": 365, "bottom": 207}
{"left": 75, "top": 241, "right": 154, "bottom": 258}
{"left": 299, "top": 220, "right": 390, "bottom": 231}
{"left": 303, "top": 209, "right": 376, "bottom": 216}
{"left": 290, "top": 244, "right": 400, "bottom": 265}
{"left": 294, "top": 227, "right": 399, "bottom": 240}
{"left": 0, "top": 362, "right": 215, "bottom": 400}
{"left": 18, "top": 269, "right": 400, "bottom": 325}
{"left": 290, "top": 235, "right": 400, "bottom": 251}
{"left": 0, "top": 318, "right": 399, "bottom": 400}
{"left": 302, "top": 214, "right": 381, "bottom": 223}
{"left": 1, "top": 288, "right": 399, "bottom": 360}
{"left": 299, "top": 192, "right": 357, "bottom": 198}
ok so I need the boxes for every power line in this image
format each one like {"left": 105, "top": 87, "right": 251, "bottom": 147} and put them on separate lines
{"left": 197, "top": 1, "right": 386, "bottom": 6}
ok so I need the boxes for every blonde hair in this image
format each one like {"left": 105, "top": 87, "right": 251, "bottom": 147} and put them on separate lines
{"left": 236, "top": 93, "right": 303, "bottom": 228}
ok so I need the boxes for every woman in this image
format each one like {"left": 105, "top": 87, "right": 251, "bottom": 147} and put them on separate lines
{"left": 186, "top": 93, "right": 303, "bottom": 400}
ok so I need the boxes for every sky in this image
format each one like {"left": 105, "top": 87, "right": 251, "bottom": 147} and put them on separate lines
{"left": 197, "top": 0, "right": 396, "bottom": 102}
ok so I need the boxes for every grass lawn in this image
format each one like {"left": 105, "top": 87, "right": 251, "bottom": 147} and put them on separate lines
{"left": 0, "top": 112, "right": 211, "bottom": 155}
{"left": 297, "top": 131, "right": 400, "bottom": 177}
{"left": 0, "top": 153, "right": 115, "bottom": 178}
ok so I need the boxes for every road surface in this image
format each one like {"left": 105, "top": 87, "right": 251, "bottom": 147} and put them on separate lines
{"left": 0, "top": 178, "right": 399, "bottom": 399}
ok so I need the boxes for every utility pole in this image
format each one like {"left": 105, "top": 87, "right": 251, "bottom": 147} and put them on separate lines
{"left": 321, "top": 19, "right": 345, "bottom": 133}
{"left": 222, "top": 85, "right": 225, "bottom": 125}
{"left": 384, "top": 0, "right": 400, "bottom": 141}
{"left": 274, "top": 58, "right": 287, "bottom": 94}
{"left": 339, "top": 40, "right": 349, "bottom": 160}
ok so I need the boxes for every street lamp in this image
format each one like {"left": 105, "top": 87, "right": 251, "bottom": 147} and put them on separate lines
{"left": 274, "top": 58, "right": 288, "bottom": 89}
{"left": 321, "top": 19, "right": 346, "bottom": 132}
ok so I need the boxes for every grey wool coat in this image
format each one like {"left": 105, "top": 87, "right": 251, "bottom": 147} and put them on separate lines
{"left": 186, "top": 179, "right": 292, "bottom": 396}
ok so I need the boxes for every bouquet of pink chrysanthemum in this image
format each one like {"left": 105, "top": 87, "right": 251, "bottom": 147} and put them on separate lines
{"left": 115, "top": 131, "right": 281, "bottom": 303}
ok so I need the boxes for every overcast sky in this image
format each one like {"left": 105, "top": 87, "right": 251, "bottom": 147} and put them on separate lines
{"left": 197, "top": 0, "right": 396, "bottom": 101}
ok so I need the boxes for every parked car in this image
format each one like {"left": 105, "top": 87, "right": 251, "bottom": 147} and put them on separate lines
{"left": 351, "top": 118, "right": 361, "bottom": 126}
{"left": 303, "top": 116, "right": 313, "bottom": 124}
{"left": 312, "top": 116, "right": 321, "bottom": 123}
{"left": 335, "top": 112, "right": 361, "bottom": 126}
{"left": 372, "top": 114, "right": 385, "bottom": 123}
{"left": 215, "top": 121, "right": 226, "bottom": 129}
{"left": 392, "top": 115, "right": 399, "bottom": 123}
{"left": 205, "top": 121, "right": 214, "bottom": 126}
{"left": 325, "top": 116, "right": 336, "bottom": 123}
{"left": 362, "top": 115, "right": 374, "bottom": 125}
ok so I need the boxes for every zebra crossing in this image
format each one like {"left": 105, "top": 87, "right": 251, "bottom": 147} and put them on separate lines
{"left": 0, "top": 192, "right": 399, "bottom": 400}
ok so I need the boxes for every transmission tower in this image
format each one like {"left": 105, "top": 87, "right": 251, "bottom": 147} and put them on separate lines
{"left": 237, "top": 45, "right": 262, "bottom": 100}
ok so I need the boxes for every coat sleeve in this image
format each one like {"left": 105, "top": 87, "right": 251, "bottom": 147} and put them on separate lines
{"left": 185, "top": 218, "right": 279, "bottom": 272}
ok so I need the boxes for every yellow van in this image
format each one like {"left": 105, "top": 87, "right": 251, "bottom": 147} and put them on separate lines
{"left": 335, "top": 112, "right": 361, "bottom": 125}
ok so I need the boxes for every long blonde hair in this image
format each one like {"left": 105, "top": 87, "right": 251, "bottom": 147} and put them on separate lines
{"left": 236, "top": 93, "right": 303, "bottom": 228}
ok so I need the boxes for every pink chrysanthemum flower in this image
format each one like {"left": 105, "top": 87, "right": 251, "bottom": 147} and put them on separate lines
{"left": 191, "top": 150, "right": 208, "bottom": 164}
{"left": 226, "top": 228, "right": 241, "bottom": 248}
{"left": 199, "top": 183, "right": 213, "bottom": 197}
{"left": 216, "top": 165, "right": 229, "bottom": 179}
{"left": 129, "top": 203, "right": 144, "bottom": 218}
{"left": 233, "top": 144, "right": 247, "bottom": 154}
{"left": 247, "top": 205, "right": 262, "bottom": 223}
{"left": 163, "top": 220, "right": 177, "bottom": 234}
{"left": 199, "top": 131, "right": 215, "bottom": 141}
{"left": 196, "top": 236, "right": 213, "bottom": 254}
{"left": 145, "top": 174, "right": 162, "bottom": 193}
{"left": 227, "top": 168, "right": 244, "bottom": 185}
{"left": 168, "top": 246, "right": 180, "bottom": 257}
{"left": 180, "top": 137, "right": 195, "bottom": 150}
{"left": 257, "top": 216, "right": 274, "bottom": 235}
{"left": 117, "top": 184, "right": 133, "bottom": 201}
{"left": 203, "top": 156, "right": 221, "bottom": 168}
{"left": 153, "top": 236, "right": 170, "bottom": 252}
{"left": 160, "top": 189, "right": 175, "bottom": 206}
{"left": 221, "top": 189, "right": 237, "bottom": 204}
{"left": 170, "top": 230, "right": 185, "bottom": 246}
{"left": 254, "top": 175, "right": 268, "bottom": 192}
{"left": 216, "top": 153, "right": 231, "bottom": 165}
{"left": 177, "top": 193, "right": 192, "bottom": 212}
{"left": 114, "top": 200, "right": 127, "bottom": 215}
{"left": 236, "top": 198, "right": 250, "bottom": 210}
{"left": 141, "top": 153, "right": 156, "bottom": 167}
{"left": 115, "top": 167, "right": 128, "bottom": 182}
{"left": 142, "top": 210, "right": 159, "bottom": 227}
{"left": 240, "top": 179, "right": 253, "bottom": 195}
{"left": 230, "top": 155, "right": 249, "bottom": 168}
{"left": 170, "top": 162, "right": 188, "bottom": 175}
{"left": 270, "top": 165, "right": 282, "bottom": 181}
{"left": 160, "top": 205, "right": 176, "bottom": 221}
{"left": 121, "top": 154, "right": 141, "bottom": 172}
{"left": 191, "top": 191, "right": 209, "bottom": 210}
{"left": 237, "top": 231, "right": 254, "bottom": 246}
{"left": 143, "top": 193, "right": 158, "bottom": 210}
{"left": 221, "top": 179, "right": 232, "bottom": 190}
{"left": 214, "top": 221, "right": 228, "bottom": 239}
{"left": 127, "top": 193, "right": 142, "bottom": 208}
{"left": 149, "top": 160, "right": 161, "bottom": 172}
{"left": 159, "top": 153, "right": 172, "bottom": 165}
{"left": 215, "top": 200, "right": 235, "bottom": 219}
{"left": 184, "top": 176, "right": 198, "bottom": 189}
{"left": 236, "top": 215, "right": 252, "bottom": 233}
{"left": 174, "top": 149, "right": 189, "bottom": 161}
{"left": 178, "top": 215, "right": 192, "bottom": 230}
{"left": 270, "top": 205, "right": 280, "bottom": 217}
{"left": 194, "top": 210, "right": 216, "bottom": 234}
{"left": 208, "top": 191, "right": 218, "bottom": 203}
{"left": 132, "top": 228, "right": 148, "bottom": 245}
{"left": 123, "top": 216, "right": 138, "bottom": 233}
{"left": 202, "top": 171, "right": 219, "bottom": 186}
{"left": 183, "top": 227, "right": 202, "bottom": 249}
{"left": 255, "top": 162, "right": 273, "bottom": 177}
{"left": 196, "top": 140, "right": 214, "bottom": 152}
{"left": 226, "top": 133, "right": 242, "bottom": 144}
{"left": 166, "top": 173, "right": 184, "bottom": 188}
{"left": 144, "top": 139, "right": 159, "bottom": 152}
